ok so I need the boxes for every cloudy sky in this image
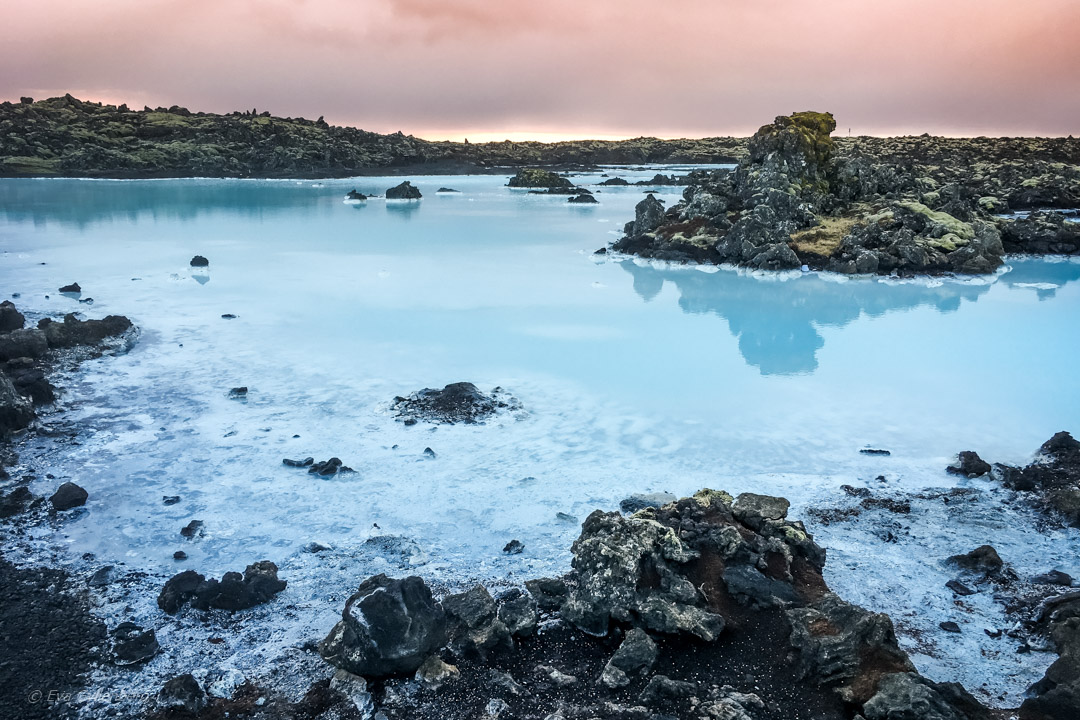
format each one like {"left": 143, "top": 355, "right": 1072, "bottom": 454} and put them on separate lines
{"left": 3, "top": 0, "right": 1078, "bottom": 140}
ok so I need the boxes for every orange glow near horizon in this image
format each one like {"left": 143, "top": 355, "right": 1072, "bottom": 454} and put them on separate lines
{"left": 4, "top": 1, "right": 1079, "bottom": 138}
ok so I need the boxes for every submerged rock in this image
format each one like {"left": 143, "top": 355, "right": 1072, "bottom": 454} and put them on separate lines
{"left": 391, "top": 382, "right": 519, "bottom": 424}
{"left": 157, "top": 561, "right": 286, "bottom": 614}
{"left": 319, "top": 574, "right": 446, "bottom": 678}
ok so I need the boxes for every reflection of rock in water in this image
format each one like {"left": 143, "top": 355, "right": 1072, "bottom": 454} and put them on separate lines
{"left": 619, "top": 261, "right": 1004, "bottom": 375}
{"left": 999, "top": 257, "right": 1080, "bottom": 300}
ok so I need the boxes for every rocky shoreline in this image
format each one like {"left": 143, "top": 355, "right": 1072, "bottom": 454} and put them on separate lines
{"left": 608, "top": 112, "right": 1079, "bottom": 276}
{"left": 2, "top": 295, "right": 1079, "bottom": 719}
{"left": 0, "top": 95, "right": 744, "bottom": 179}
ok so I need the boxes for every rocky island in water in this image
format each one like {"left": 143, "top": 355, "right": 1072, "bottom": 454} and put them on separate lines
{"left": 1, "top": 96, "right": 1079, "bottom": 720}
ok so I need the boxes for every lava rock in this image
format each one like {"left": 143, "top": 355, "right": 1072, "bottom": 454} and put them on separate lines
{"left": 946, "top": 580, "right": 975, "bottom": 596}
{"left": 0, "top": 372, "right": 35, "bottom": 433}
{"left": 158, "top": 674, "right": 205, "bottom": 713}
{"left": 189, "top": 255, "right": 209, "bottom": 267}
{"left": 506, "top": 169, "right": 573, "bottom": 189}
{"left": 939, "top": 621, "right": 962, "bottom": 633}
{"left": 0, "top": 300, "right": 25, "bottom": 332}
{"left": 497, "top": 594, "right": 538, "bottom": 638}
{"left": 308, "top": 457, "right": 348, "bottom": 476}
{"left": 0, "top": 327, "right": 48, "bottom": 361}
{"left": 619, "top": 492, "right": 676, "bottom": 514}
{"left": 38, "top": 313, "right": 132, "bottom": 348}
{"left": 112, "top": 622, "right": 160, "bottom": 664}
{"left": 58, "top": 282, "right": 81, "bottom": 293}
{"left": 228, "top": 386, "right": 247, "bottom": 398}
{"left": 319, "top": 574, "right": 447, "bottom": 677}
{"left": 442, "top": 584, "right": 512, "bottom": 658}
{"left": 385, "top": 181, "right": 422, "bottom": 199}
{"left": 947, "top": 451, "right": 992, "bottom": 478}
{"left": 502, "top": 539, "right": 524, "bottom": 555}
{"left": 180, "top": 520, "right": 204, "bottom": 538}
{"left": 568, "top": 194, "right": 598, "bottom": 204}
{"left": 600, "top": 628, "right": 658, "bottom": 688}
{"left": 346, "top": 189, "right": 367, "bottom": 200}
{"left": 157, "top": 561, "right": 287, "bottom": 614}
{"left": 283, "top": 456, "right": 315, "bottom": 468}
{"left": 860, "top": 448, "right": 892, "bottom": 456}
{"left": 947, "top": 545, "right": 1004, "bottom": 575}
{"left": 49, "top": 481, "right": 88, "bottom": 511}
{"left": 391, "top": 382, "right": 519, "bottom": 424}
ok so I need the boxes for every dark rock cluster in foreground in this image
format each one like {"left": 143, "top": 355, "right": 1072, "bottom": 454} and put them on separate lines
{"left": 612, "top": 111, "right": 1079, "bottom": 275}
{"left": 148, "top": 490, "right": 1029, "bottom": 720}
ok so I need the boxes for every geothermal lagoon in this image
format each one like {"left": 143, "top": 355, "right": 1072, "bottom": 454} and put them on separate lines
{"left": 2, "top": 167, "right": 1079, "bottom": 709}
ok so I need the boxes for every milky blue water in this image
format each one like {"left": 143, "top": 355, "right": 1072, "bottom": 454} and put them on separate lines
{"left": 1, "top": 169, "right": 1079, "bottom": 703}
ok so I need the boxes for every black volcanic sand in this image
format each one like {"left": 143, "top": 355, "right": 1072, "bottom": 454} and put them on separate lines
{"left": 373, "top": 611, "right": 845, "bottom": 720}
{"left": 0, "top": 556, "right": 107, "bottom": 720}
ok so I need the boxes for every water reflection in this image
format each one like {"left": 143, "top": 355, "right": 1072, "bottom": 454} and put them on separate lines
{"left": 619, "top": 260, "right": 1079, "bottom": 375}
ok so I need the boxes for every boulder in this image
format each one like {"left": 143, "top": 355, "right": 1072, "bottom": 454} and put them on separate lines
{"left": 0, "top": 327, "right": 48, "bottom": 360}
{"left": 626, "top": 193, "right": 666, "bottom": 237}
{"left": 385, "top": 181, "right": 422, "bottom": 199}
{"left": 189, "top": 255, "right": 209, "bottom": 267}
{"left": 49, "top": 481, "right": 88, "bottom": 511}
{"left": 0, "top": 300, "right": 25, "bottom": 332}
{"left": 567, "top": 194, "right": 598, "bottom": 204}
{"left": 443, "top": 584, "right": 512, "bottom": 657}
{"left": 0, "top": 372, "right": 34, "bottom": 434}
{"left": 319, "top": 574, "right": 446, "bottom": 677}
{"left": 58, "top": 282, "right": 81, "bottom": 293}
{"left": 600, "top": 628, "right": 657, "bottom": 688}
{"left": 1004, "top": 431, "right": 1080, "bottom": 526}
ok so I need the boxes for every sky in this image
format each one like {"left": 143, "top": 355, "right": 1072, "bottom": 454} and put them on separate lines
{"left": 2, "top": 0, "right": 1079, "bottom": 140}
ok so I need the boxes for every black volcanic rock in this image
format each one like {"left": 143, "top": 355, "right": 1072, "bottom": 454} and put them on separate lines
{"left": 385, "top": 181, "right": 422, "bottom": 199}
{"left": 157, "top": 561, "right": 286, "bottom": 614}
{"left": 189, "top": 255, "right": 209, "bottom": 267}
{"left": 319, "top": 574, "right": 446, "bottom": 678}
{"left": 49, "top": 482, "right": 88, "bottom": 511}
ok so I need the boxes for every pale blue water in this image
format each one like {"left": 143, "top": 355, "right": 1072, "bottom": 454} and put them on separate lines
{"left": 1, "top": 170, "right": 1079, "bottom": 702}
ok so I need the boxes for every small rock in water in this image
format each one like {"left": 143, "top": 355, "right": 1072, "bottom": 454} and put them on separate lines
{"left": 163, "top": 495, "right": 180, "bottom": 505}
{"left": 946, "top": 579, "right": 975, "bottom": 596}
{"left": 556, "top": 512, "right": 577, "bottom": 523}
{"left": 174, "top": 551, "right": 187, "bottom": 560}
{"left": 221, "top": 313, "right": 237, "bottom": 319}
{"left": 860, "top": 448, "right": 892, "bottom": 456}
{"left": 939, "top": 621, "right": 962, "bottom": 633}
{"left": 283, "top": 456, "right": 314, "bottom": 467}
{"left": 58, "top": 282, "right": 81, "bottom": 293}
{"left": 228, "top": 386, "right": 248, "bottom": 398}
{"left": 78, "top": 297, "right": 93, "bottom": 304}
{"left": 423, "top": 447, "right": 436, "bottom": 459}
{"left": 503, "top": 539, "right": 524, "bottom": 555}
{"left": 190, "top": 255, "right": 210, "bottom": 267}
{"left": 947, "top": 450, "right": 992, "bottom": 478}
{"left": 88, "top": 566, "right": 113, "bottom": 587}
{"left": 947, "top": 545, "right": 1004, "bottom": 575}
{"left": 1033, "top": 570, "right": 1074, "bottom": 586}
{"left": 308, "top": 457, "right": 351, "bottom": 476}
{"left": 180, "top": 520, "right": 204, "bottom": 538}
{"left": 436, "top": 187, "right": 460, "bottom": 193}
{"left": 49, "top": 481, "right": 88, "bottom": 511}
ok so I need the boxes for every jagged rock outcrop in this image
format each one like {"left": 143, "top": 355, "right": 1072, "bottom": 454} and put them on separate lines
{"left": 385, "top": 181, "right": 422, "bottom": 199}
{"left": 38, "top": 313, "right": 133, "bottom": 348}
{"left": 610, "top": 110, "right": 1077, "bottom": 275}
